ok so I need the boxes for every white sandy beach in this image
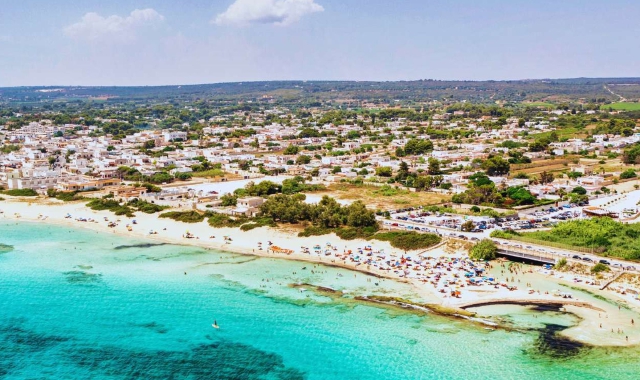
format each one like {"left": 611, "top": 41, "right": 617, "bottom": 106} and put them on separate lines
{"left": 1, "top": 196, "right": 640, "bottom": 346}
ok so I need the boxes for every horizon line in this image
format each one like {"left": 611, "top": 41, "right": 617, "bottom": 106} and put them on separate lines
{"left": 2, "top": 76, "right": 640, "bottom": 89}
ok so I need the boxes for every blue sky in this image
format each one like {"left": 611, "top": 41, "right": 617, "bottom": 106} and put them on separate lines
{"left": 0, "top": 0, "right": 639, "bottom": 86}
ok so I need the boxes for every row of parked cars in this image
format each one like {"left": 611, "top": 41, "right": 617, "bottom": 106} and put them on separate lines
{"left": 569, "top": 255, "right": 637, "bottom": 271}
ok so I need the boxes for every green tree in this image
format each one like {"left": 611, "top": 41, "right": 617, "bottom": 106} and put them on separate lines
{"left": 376, "top": 167, "right": 393, "bottom": 177}
{"left": 403, "top": 138, "right": 433, "bottom": 155}
{"left": 296, "top": 155, "right": 312, "bottom": 165}
{"left": 571, "top": 186, "right": 587, "bottom": 195}
{"left": 539, "top": 171, "right": 555, "bottom": 184}
{"left": 469, "top": 239, "right": 497, "bottom": 261}
{"left": 482, "top": 156, "right": 510, "bottom": 176}
{"left": 220, "top": 193, "right": 238, "bottom": 206}
{"left": 461, "top": 220, "right": 475, "bottom": 232}
{"left": 396, "top": 161, "right": 410, "bottom": 181}
{"left": 428, "top": 158, "right": 441, "bottom": 175}
{"left": 623, "top": 143, "right": 640, "bottom": 164}
{"left": 566, "top": 171, "right": 583, "bottom": 179}
{"left": 283, "top": 145, "right": 299, "bottom": 155}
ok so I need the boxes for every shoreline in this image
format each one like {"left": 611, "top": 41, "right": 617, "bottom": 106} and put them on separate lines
{"left": 1, "top": 196, "right": 639, "bottom": 347}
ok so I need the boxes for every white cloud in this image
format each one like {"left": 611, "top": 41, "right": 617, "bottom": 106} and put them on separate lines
{"left": 214, "top": 0, "right": 323, "bottom": 26}
{"left": 64, "top": 8, "right": 165, "bottom": 41}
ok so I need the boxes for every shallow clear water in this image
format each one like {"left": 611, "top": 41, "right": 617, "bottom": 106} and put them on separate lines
{"left": 1, "top": 221, "right": 639, "bottom": 379}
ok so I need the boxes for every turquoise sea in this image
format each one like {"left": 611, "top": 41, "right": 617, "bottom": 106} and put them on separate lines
{"left": 1, "top": 221, "right": 639, "bottom": 379}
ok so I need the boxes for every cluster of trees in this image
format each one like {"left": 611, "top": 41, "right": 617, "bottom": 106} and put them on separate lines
{"left": 116, "top": 165, "right": 195, "bottom": 184}
{"left": 507, "top": 150, "right": 531, "bottom": 165}
{"left": 623, "top": 143, "right": 640, "bottom": 164}
{"left": 528, "top": 133, "right": 559, "bottom": 153}
{"left": 259, "top": 194, "right": 377, "bottom": 229}
{"left": 594, "top": 118, "right": 635, "bottom": 136}
{"left": 281, "top": 176, "right": 326, "bottom": 194}
{"left": 452, "top": 173, "right": 537, "bottom": 207}
{"left": 481, "top": 155, "right": 510, "bottom": 176}
{"left": 396, "top": 138, "right": 433, "bottom": 157}
{"left": 221, "top": 177, "right": 325, "bottom": 206}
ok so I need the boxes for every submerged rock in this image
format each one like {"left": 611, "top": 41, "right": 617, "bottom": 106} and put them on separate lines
{"left": 0, "top": 243, "right": 14, "bottom": 254}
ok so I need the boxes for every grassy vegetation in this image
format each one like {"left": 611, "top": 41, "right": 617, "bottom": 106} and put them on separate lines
{"left": 207, "top": 212, "right": 246, "bottom": 228}
{"left": 591, "top": 262, "right": 610, "bottom": 274}
{"left": 298, "top": 225, "right": 379, "bottom": 240}
{"left": 86, "top": 198, "right": 169, "bottom": 217}
{"left": 87, "top": 199, "right": 135, "bottom": 217}
{"left": 327, "top": 183, "right": 451, "bottom": 210}
{"left": 298, "top": 227, "right": 441, "bottom": 250}
{"left": 1, "top": 189, "right": 38, "bottom": 197}
{"left": 191, "top": 169, "right": 227, "bottom": 178}
{"left": 372, "top": 185, "right": 411, "bottom": 197}
{"left": 371, "top": 231, "right": 441, "bottom": 252}
{"left": 521, "top": 102, "right": 555, "bottom": 108}
{"left": 207, "top": 212, "right": 276, "bottom": 231}
{"left": 600, "top": 102, "right": 640, "bottom": 111}
{"left": 533, "top": 127, "right": 585, "bottom": 141}
{"left": 47, "top": 189, "right": 86, "bottom": 202}
{"left": 159, "top": 210, "right": 206, "bottom": 223}
{"left": 126, "top": 199, "right": 170, "bottom": 214}
{"left": 491, "top": 229, "right": 599, "bottom": 254}
{"left": 522, "top": 217, "right": 640, "bottom": 260}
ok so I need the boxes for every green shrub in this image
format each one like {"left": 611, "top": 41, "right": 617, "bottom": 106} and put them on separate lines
{"left": 554, "top": 258, "right": 567, "bottom": 269}
{"left": 469, "top": 239, "right": 498, "bottom": 261}
{"left": 159, "top": 211, "right": 206, "bottom": 223}
{"left": 47, "top": 189, "right": 85, "bottom": 202}
{"left": 591, "top": 263, "right": 610, "bottom": 273}
{"left": 86, "top": 199, "right": 135, "bottom": 217}
{"left": 372, "top": 231, "right": 441, "bottom": 251}
{"left": 126, "top": 199, "right": 169, "bottom": 214}
{"left": 207, "top": 212, "right": 244, "bottom": 228}
{"left": 298, "top": 226, "right": 331, "bottom": 237}
{"left": 2, "top": 189, "right": 38, "bottom": 197}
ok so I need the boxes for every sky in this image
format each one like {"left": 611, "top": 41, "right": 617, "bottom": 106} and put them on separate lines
{"left": 0, "top": 0, "right": 639, "bottom": 86}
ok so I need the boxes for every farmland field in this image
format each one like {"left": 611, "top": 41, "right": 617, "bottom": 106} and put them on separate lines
{"left": 323, "top": 183, "right": 451, "bottom": 210}
{"left": 600, "top": 102, "right": 640, "bottom": 111}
